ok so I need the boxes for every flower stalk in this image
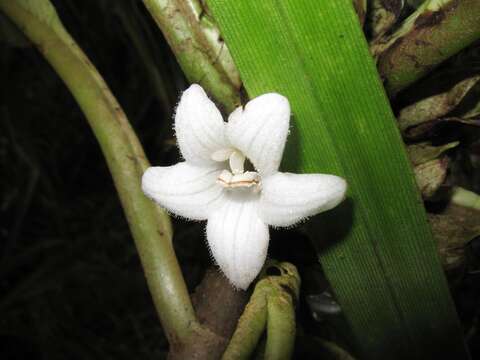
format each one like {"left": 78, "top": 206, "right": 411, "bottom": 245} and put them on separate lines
{"left": 0, "top": 0, "right": 197, "bottom": 344}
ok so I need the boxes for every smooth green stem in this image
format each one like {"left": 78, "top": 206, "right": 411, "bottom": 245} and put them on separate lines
{"left": 222, "top": 283, "right": 268, "bottom": 360}
{"left": 142, "top": 0, "right": 241, "bottom": 112}
{"left": 0, "top": 0, "right": 197, "bottom": 344}
{"left": 264, "top": 290, "right": 296, "bottom": 360}
{"left": 263, "top": 262, "right": 300, "bottom": 360}
{"left": 373, "top": 0, "right": 480, "bottom": 96}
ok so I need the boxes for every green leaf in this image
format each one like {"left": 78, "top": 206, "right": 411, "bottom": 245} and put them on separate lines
{"left": 206, "top": 1, "right": 468, "bottom": 358}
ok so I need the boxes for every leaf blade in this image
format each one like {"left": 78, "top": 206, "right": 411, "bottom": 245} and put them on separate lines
{"left": 206, "top": 1, "right": 468, "bottom": 358}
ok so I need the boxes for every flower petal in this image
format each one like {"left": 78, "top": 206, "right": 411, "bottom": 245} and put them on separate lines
{"left": 259, "top": 172, "right": 347, "bottom": 227}
{"left": 207, "top": 195, "right": 269, "bottom": 289}
{"left": 142, "top": 162, "right": 224, "bottom": 220}
{"left": 175, "top": 84, "right": 228, "bottom": 165}
{"left": 226, "top": 93, "right": 290, "bottom": 176}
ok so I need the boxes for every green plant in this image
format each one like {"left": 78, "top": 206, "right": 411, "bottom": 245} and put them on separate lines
{"left": 2, "top": 0, "right": 479, "bottom": 358}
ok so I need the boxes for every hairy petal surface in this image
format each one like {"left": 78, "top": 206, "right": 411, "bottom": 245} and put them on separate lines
{"left": 175, "top": 84, "right": 228, "bottom": 166}
{"left": 259, "top": 172, "right": 347, "bottom": 227}
{"left": 207, "top": 194, "right": 269, "bottom": 289}
{"left": 226, "top": 93, "right": 290, "bottom": 176}
{"left": 142, "top": 162, "right": 224, "bottom": 220}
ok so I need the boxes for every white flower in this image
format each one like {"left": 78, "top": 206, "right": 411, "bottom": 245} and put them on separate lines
{"left": 142, "top": 84, "right": 347, "bottom": 289}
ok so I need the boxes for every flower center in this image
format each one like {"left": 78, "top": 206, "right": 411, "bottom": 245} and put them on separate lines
{"left": 211, "top": 149, "right": 261, "bottom": 192}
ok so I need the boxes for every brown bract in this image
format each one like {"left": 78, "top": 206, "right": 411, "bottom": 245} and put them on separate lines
{"left": 373, "top": 0, "right": 480, "bottom": 96}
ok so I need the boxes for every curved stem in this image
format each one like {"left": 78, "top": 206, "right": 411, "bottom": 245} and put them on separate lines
{"left": 222, "top": 285, "right": 268, "bottom": 359}
{"left": 0, "top": 0, "right": 197, "bottom": 344}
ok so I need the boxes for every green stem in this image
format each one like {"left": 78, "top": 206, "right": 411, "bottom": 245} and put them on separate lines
{"left": 373, "top": 0, "right": 480, "bottom": 96}
{"left": 222, "top": 262, "right": 300, "bottom": 360}
{"left": 142, "top": 0, "right": 241, "bottom": 112}
{"left": 222, "top": 283, "right": 268, "bottom": 360}
{"left": 264, "top": 287, "right": 296, "bottom": 360}
{"left": 0, "top": 0, "right": 197, "bottom": 344}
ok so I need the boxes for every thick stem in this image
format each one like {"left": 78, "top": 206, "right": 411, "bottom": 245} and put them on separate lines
{"left": 373, "top": 0, "right": 480, "bottom": 96}
{"left": 142, "top": 0, "right": 242, "bottom": 112}
{"left": 0, "top": 0, "right": 197, "bottom": 345}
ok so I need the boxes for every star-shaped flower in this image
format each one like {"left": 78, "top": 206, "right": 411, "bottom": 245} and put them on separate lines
{"left": 142, "top": 84, "right": 347, "bottom": 289}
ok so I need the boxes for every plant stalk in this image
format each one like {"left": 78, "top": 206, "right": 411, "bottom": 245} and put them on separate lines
{"left": 0, "top": 0, "right": 197, "bottom": 344}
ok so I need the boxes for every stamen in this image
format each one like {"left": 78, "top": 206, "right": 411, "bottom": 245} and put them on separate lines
{"left": 229, "top": 151, "right": 246, "bottom": 175}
